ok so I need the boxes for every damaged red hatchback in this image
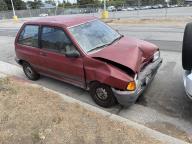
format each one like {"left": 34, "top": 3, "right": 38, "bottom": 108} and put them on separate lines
{"left": 15, "top": 16, "right": 162, "bottom": 107}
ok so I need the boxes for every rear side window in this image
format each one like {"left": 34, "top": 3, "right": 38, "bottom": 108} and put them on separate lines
{"left": 41, "top": 26, "right": 72, "bottom": 54}
{"left": 18, "top": 25, "right": 39, "bottom": 47}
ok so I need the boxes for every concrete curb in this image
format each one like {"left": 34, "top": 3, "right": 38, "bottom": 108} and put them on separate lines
{"left": 0, "top": 61, "right": 24, "bottom": 77}
{"left": 0, "top": 60, "right": 189, "bottom": 144}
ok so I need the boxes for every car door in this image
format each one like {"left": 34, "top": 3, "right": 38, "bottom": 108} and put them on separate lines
{"left": 39, "top": 26, "right": 85, "bottom": 88}
{"left": 16, "top": 24, "right": 41, "bottom": 71}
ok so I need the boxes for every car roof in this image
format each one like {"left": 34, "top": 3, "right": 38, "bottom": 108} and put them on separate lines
{"left": 25, "top": 15, "right": 97, "bottom": 28}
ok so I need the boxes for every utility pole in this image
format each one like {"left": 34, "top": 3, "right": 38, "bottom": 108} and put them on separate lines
{"left": 104, "top": 0, "right": 106, "bottom": 11}
{"left": 11, "top": 0, "right": 18, "bottom": 21}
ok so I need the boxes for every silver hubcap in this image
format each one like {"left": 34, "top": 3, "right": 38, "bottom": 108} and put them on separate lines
{"left": 96, "top": 88, "right": 108, "bottom": 100}
{"left": 25, "top": 66, "right": 33, "bottom": 78}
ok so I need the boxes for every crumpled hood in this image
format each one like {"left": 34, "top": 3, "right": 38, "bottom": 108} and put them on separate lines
{"left": 90, "top": 36, "right": 158, "bottom": 73}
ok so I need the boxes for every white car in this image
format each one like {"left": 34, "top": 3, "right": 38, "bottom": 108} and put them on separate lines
{"left": 107, "top": 6, "right": 116, "bottom": 12}
{"left": 183, "top": 22, "right": 192, "bottom": 100}
{"left": 39, "top": 13, "right": 48, "bottom": 17}
{"left": 122, "top": 8, "right": 128, "bottom": 11}
{"left": 127, "top": 7, "right": 135, "bottom": 11}
{"left": 158, "top": 4, "right": 163, "bottom": 8}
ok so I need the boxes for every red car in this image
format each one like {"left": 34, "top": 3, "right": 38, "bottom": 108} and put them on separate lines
{"left": 15, "top": 16, "right": 162, "bottom": 107}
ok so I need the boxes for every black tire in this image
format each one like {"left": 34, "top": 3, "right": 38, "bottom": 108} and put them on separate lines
{"left": 90, "top": 83, "right": 117, "bottom": 108}
{"left": 182, "top": 22, "right": 192, "bottom": 70}
{"left": 23, "top": 62, "right": 40, "bottom": 80}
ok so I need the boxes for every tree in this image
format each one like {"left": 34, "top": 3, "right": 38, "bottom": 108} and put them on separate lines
{"left": 171, "top": 0, "right": 184, "bottom": 5}
{"left": 4, "top": 0, "right": 26, "bottom": 10}
{"left": 77, "top": 0, "right": 100, "bottom": 6}
{"left": 27, "top": 0, "right": 42, "bottom": 9}
{"left": 108, "top": 0, "right": 126, "bottom": 7}
{"left": 0, "top": 0, "right": 8, "bottom": 11}
{"left": 58, "top": 1, "right": 73, "bottom": 7}
{"left": 45, "top": 0, "right": 56, "bottom": 6}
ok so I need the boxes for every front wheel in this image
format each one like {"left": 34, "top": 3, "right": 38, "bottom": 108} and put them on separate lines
{"left": 90, "top": 83, "right": 117, "bottom": 108}
{"left": 23, "top": 62, "right": 40, "bottom": 81}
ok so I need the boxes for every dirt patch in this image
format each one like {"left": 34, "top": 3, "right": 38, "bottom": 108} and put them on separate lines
{"left": 0, "top": 77, "right": 163, "bottom": 144}
{"left": 104, "top": 17, "right": 192, "bottom": 27}
{"left": 146, "top": 121, "right": 190, "bottom": 143}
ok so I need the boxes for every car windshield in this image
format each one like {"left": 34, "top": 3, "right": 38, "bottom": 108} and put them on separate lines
{"left": 68, "top": 20, "right": 121, "bottom": 53}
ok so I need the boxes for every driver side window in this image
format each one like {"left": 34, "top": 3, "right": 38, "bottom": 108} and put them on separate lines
{"left": 41, "top": 26, "right": 77, "bottom": 55}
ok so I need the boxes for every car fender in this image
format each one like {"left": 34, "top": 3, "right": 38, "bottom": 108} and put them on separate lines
{"left": 83, "top": 56, "right": 134, "bottom": 90}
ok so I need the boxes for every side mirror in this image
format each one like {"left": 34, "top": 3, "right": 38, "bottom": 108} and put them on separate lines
{"left": 65, "top": 50, "right": 80, "bottom": 58}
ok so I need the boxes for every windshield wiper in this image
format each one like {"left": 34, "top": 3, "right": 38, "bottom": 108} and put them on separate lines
{"left": 109, "top": 35, "right": 124, "bottom": 45}
{"left": 88, "top": 44, "right": 109, "bottom": 53}
{"left": 88, "top": 35, "right": 124, "bottom": 53}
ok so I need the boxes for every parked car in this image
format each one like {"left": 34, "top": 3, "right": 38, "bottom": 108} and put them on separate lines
{"left": 122, "top": 7, "right": 128, "bottom": 11}
{"left": 170, "top": 4, "right": 178, "bottom": 8}
{"left": 82, "top": 8, "right": 98, "bottom": 13}
{"left": 127, "top": 7, "right": 135, "bottom": 11}
{"left": 117, "top": 7, "right": 123, "bottom": 11}
{"left": 15, "top": 16, "right": 162, "bottom": 107}
{"left": 134, "top": 7, "right": 140, "bottom": 10}
{"left": 182, "top": 22, "right": 192, "bottom": 100}
{"left": 39, "top": 13, "right": 48, "bottom": 17}
{"left": 107, "top": 6, "right": 116, "bottom": 12}
{"left": 140, "top": 6, "right": 148, "bottom": 10}
{"left": 145, "top": 5, "right": 152, "bottom": 9}
{"left": 158, "top": 4, "right": 164, "bottom": 8}
{"left": 152, "top": 5, "right": 160, "bottom": 9}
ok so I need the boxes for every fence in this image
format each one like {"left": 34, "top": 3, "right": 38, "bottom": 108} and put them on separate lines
{"left": 0, "top": 6, "right": 99, "bottom": 19}
{"left": 0, "top": 3, "right": 190, "bottom": 20}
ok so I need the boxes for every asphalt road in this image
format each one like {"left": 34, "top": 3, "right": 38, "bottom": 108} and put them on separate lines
{"left": 5, "top": 6, "right": 190, "bottom": 20}
{"left": 148, "top": 40, "right": 182, "bottom": 52}
{"left": 0, "top": 25, "right": 183, "bottom": 52}
{"left": 96, "top": 7, "right": 192, "bottom": 19}
{"left": 0, "top": 25, "right": 191, "bottom": 140}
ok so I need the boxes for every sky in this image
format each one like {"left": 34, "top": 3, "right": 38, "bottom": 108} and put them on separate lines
{"left": 23, "top": 0, "right": 77, "bottom": 4}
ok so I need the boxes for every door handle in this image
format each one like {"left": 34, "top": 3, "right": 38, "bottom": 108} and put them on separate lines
{"left": 40, "top": 52, "right": 47, "bottom": 56}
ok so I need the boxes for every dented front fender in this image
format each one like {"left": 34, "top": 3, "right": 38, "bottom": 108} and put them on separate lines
{"left": 83, "top": 56, "right": 134, "bottom": 90}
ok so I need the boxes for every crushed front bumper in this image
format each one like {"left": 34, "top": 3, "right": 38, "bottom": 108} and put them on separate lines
{"left": 112, "top": 58, "right": 162, "bottom": 106}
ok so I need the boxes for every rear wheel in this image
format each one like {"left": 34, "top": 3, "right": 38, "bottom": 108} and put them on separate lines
{"left": 90, "top": 82, "right": 117, "bottom": 108}
{"left": 182, "top": 22, "right": 192, "bottom": 70}
{"left": 23, "top": 62, "right": 40, "bottom": 80}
